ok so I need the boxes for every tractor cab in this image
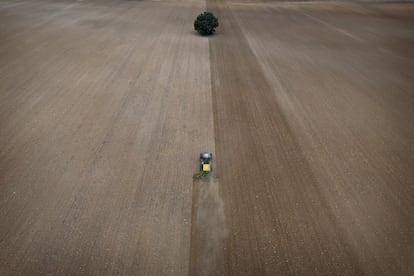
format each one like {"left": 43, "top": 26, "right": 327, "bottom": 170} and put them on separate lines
{"left": 200, "top": 152, "right": 212, "bottom": 173}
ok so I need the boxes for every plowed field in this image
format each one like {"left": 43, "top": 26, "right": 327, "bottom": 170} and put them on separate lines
{"left": 1, "top": 0, "right": 413, "bottom": 274}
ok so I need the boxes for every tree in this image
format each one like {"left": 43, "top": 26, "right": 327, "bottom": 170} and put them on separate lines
{"left": 194, "top": 12, "right": 219, "bottom": 36}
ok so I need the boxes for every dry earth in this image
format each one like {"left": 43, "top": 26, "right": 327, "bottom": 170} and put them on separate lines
{"left": 1, "top": 0, "right": 414, "bottom": 275}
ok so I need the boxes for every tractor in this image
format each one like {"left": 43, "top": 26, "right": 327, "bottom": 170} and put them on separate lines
{"left": 200, "top": 152, "right": 212, "bottom": 173}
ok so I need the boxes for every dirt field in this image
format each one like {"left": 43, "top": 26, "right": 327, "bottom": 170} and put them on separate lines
{"left": 1, "top": 0, "right": 414, "bottom": 275}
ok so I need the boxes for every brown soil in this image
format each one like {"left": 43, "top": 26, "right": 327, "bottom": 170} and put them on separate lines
{"left": 1, "top": 0, "right": 414, "bottom": 275}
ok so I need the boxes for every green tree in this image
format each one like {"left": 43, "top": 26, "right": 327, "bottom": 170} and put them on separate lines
{"left": 194, "top": 12, "right": 219, "bottom": 36}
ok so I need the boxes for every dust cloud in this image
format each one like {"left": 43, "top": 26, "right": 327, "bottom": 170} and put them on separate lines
{"left": 190, "top": 178, "right": 227, "bottom": 275}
